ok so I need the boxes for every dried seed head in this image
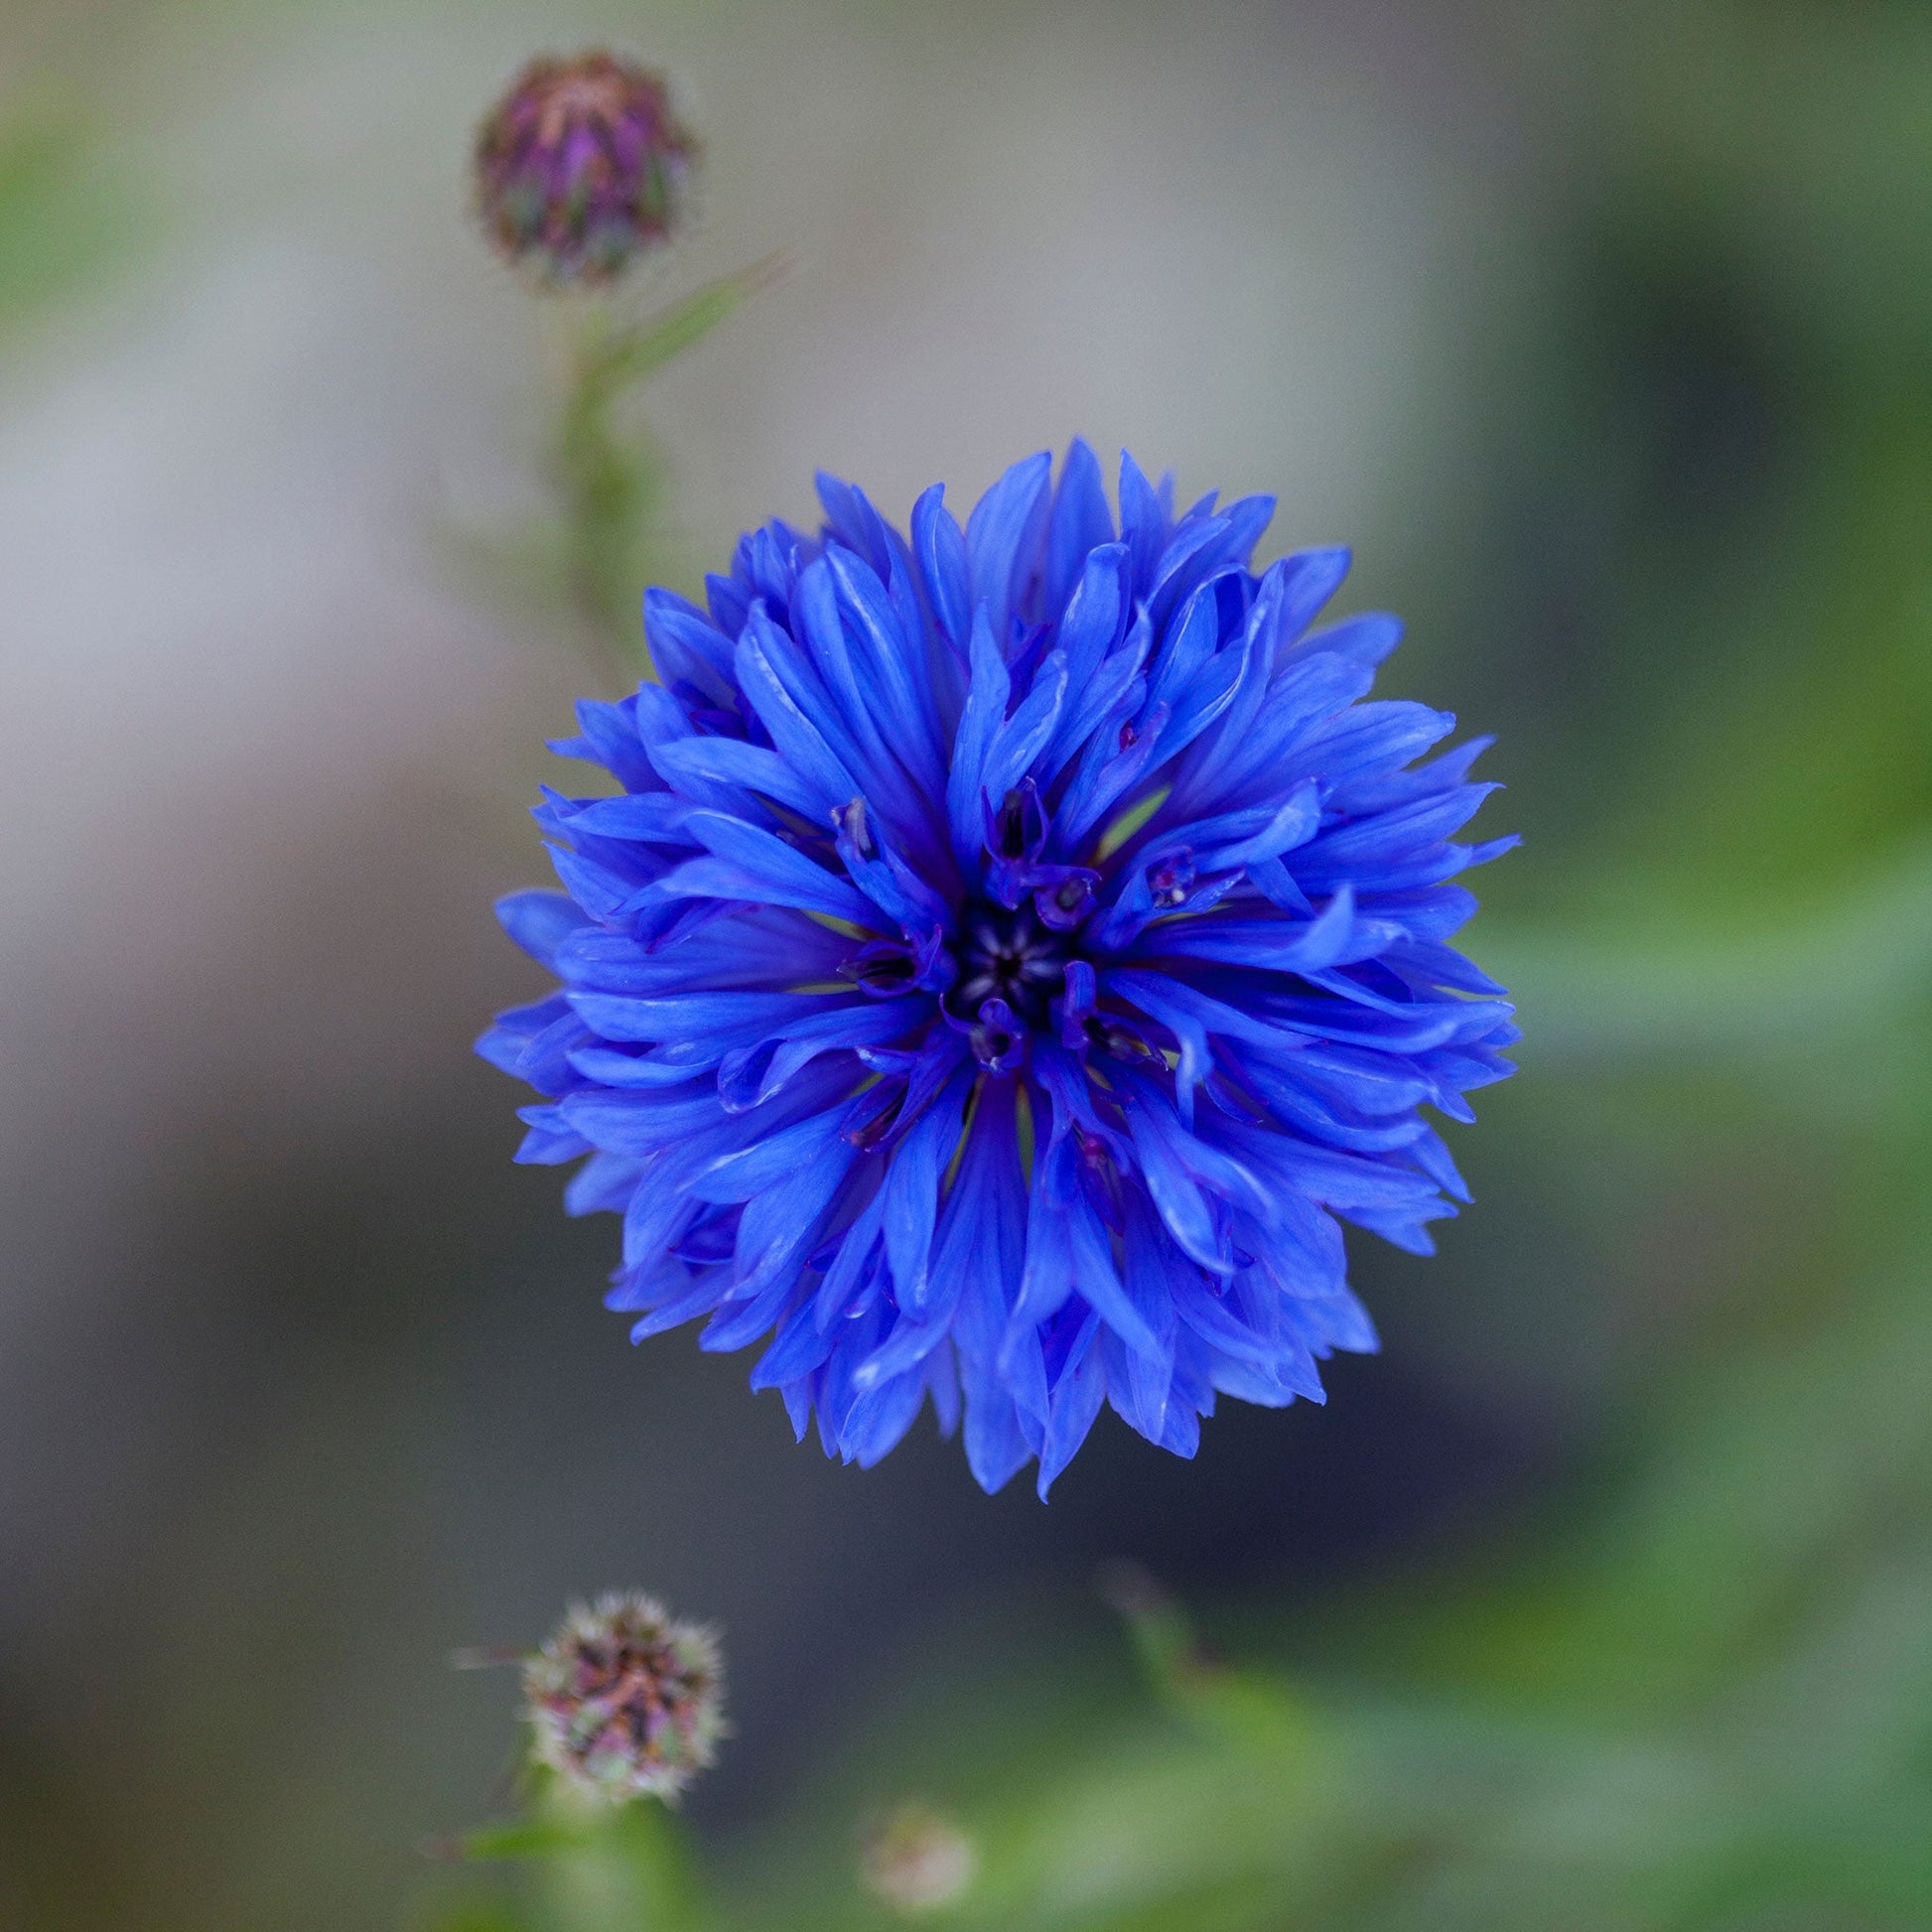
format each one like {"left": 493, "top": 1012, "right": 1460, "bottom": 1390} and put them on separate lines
{"left": 522, "top": 1591, "right": 726, "bottom": 1802}
{"left": 475, "top": 53, "right": 698, "bottom": 287}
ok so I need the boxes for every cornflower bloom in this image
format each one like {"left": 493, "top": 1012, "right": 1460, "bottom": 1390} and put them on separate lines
{"left": 481, "top": 444, "right": 1517, "bottom": 1495}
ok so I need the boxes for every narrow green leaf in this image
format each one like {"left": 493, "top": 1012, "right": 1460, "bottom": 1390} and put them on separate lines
{"left": 582, "top": 254, "right": 789, "bottom": 401}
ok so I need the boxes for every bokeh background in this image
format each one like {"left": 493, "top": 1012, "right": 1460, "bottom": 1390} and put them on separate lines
{"left": 3, "top": 0, "right": 1930, "bottom": 1926}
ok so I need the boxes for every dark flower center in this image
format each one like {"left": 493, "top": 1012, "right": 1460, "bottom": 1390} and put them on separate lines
{"left": 949, "top": 901, "right": 1072, "bottom": 1030}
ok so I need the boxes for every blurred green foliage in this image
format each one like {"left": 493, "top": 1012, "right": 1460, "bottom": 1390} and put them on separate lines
{"left": 0, "top": 94, "right": 144, "bottom": 337}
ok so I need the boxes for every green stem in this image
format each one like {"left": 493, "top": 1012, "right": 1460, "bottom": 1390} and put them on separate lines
{"left": 551, "top": 256, "right": 787, "bottom": 693}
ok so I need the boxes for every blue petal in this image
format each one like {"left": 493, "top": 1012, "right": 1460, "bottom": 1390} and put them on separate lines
{"left": 1043, "top": 438, "right": 1114, "bottom": 619}
{"left": 614, "top": 1264, "right": 721, "bottom": 1338}
{"left": 1039, "top": 607, "right": 1149, "bottom": 790}
{"left": 718, "top": 998, "right": 927, "bottom": 1111}
{"left": 1117, "top": 450, "right": 1169, "bottom": 593}
{"left": 649, "top": 736, "right": 827, "bottom": 819}
{"left": 1131, "top": 891, "right": 1386, "bottom": 978}
{"left": 1036, "top": 1312, "right": 1105, "bottom": 1499}
{"left": 554, "top": 913, "right": 849, "bottom": 994}
{"left": 1288, "top": 701, "right": 1456, "bottom": 792}
{"left": 751, "top": 1300, "right": 837, "bottom": 1390}
{"left": 687, "top": 1103, "right": 853, "bottom": 1204}
{"left": 569, "top": 695, "right": 655, "bottom": 792}
{"left": 513, "top": 1115, "right": 591, "bottom": 1165}
{"left": 546, "top": 841, "right": 645, "bottom": 925}
{"left": 1269, "top": 545, "right": 1352, "bottom": 646}
{"left": 563, "top": 1151, "right": 646, "bottom": 1216}
{"left": 1337, "top": 737, "right": 1494, "bottom": 819}
{"left": 980, "top": 649, "right": 1067, "bottom": 802}
{"left": 1042, "top": 543, "right": 1130, "bottom": 744}
{"left": 910, "top": 483, "right": 971, "bottom": 650}
{"left": 879, "top": 1065, "right": 972, "bottom": 1315}
{"left": 566, "top": 987, "right": 830, "bottom": 1046}
{"left": 965, "top": 451, "right": 1052, "bottom": 646}
{"left": 1123, "top": 1084, "right": 1275, "bottom": 1263}
{"left": 1182, "top": 650, "right": 1375, "bottom": 816}
{"left": 811, "top": 1187, "right": 887, "bottom": 1330}
{"left": 1293, "top": 784, "right": 1502, "bottom": 875}
{"left": 725, "top": 1139, "right": 859, "bottom": 1303}
{"left": 495, "top": 891, "right": 587, "bottom": 968}
{"left": 814, "top": 471, "right": 896, "bottom": 579}
{"left": 568, "top": 1045, "right": 715, "bottom": 1090}
{"left": 946, "top": 606, "right": 1010, "bottom": 866}
{"left": 1007, "top": 1138, "right": 1163, "bottom": 1363}
{"left": 659, "top": 811, "right": 879, "bottom": 926}
{"left": 1145, "top": 577, "right": 1225, "bottom": 723}
{"left": 826, "top": 545, "right": 948, "bottom": 792}
{"left": 644, "top": 588, "right": 738, "bottom": 697}
{"left": 841, "top": 1366, "right": 930, "bottom": 1468}
{"left": 1103, "top": 1197, "right": 1181, "bottom": 1445}
{"left": 735, "top": 613, "right": 864, "bottom": 810}
{"left": 628, "top": 685, "right": 741, "bottom": 812}
{"left": 559, "top": 792, "right": 703, "bottom": 844}
{"left": 1292, "top": 610, "right": 1403, "bottom": 669}
{"left": 560, "top": 1085, "right": 733, "bottom": 1154}
{"left": 704, "top": 570, "right": 753, "bottom": 637}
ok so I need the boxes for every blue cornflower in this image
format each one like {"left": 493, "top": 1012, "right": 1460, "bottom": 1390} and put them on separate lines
{"left": 480, "top": 444, "right": 1517, "bottom": 1496}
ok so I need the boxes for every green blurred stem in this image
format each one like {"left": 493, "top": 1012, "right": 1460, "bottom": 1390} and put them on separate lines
{"left": 552, "top": 256, "right": 786, "bottom": 691}
{"left": 555, "top": 300, "right": 660, "bottom": 687}
{"left": 1102, "top": 1563, "right": 1318, "bottom": 1761}
{"left": 459, "top": 1771, "right": 708, "bottom": 1931}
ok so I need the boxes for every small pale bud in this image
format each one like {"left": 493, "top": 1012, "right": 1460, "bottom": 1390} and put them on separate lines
{"left": 859, "top": 1802, "right": 979, "bottom": 1916}
{"left": 522, "top": 1591, "right": 725, "bottom": 1803}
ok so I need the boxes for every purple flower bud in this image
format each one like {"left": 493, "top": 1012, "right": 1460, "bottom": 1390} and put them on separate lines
{"left": 475, "top": 53, "right": 699, "bottom": 288}
{"left": 522, "top": 1591, "right": 726, "bottom": 1803}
